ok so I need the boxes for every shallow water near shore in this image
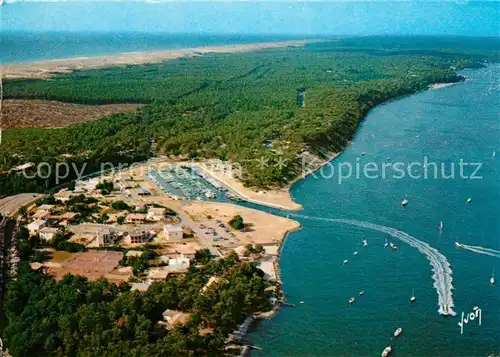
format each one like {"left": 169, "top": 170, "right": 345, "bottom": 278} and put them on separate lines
{"left": 247, "top": 65, "right": 500, "bottom": 356}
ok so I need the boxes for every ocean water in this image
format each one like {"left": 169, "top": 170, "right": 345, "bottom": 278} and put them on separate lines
{"left": 248, "top": 65, "right": 500, "bottom": 356}
{"left": 0, "top": 32, "right": 303, "bottom": 64}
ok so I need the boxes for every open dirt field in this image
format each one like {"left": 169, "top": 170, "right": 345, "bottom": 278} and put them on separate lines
{"left": 48, "top": 251, "right": 123, "bottom": 281}
{"left": 2, "top": 99, "right": 139, "bottom": 129}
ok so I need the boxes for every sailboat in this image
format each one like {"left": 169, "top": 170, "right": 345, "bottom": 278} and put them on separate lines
{"left": 410, "top": 288, "right": 416, "bottom": 303}
{"left": 490, "top": 270, "right": 495, "bottom": 286}
{"left": 439, "top": 221, "right": 444, "bottom": 231}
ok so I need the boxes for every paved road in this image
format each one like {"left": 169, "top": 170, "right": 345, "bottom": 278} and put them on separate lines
{"left": 0, "top": 194, "right": 44, "bottom": 217}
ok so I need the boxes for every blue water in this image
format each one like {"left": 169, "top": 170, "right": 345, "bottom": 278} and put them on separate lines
{"left": 0, "top": 32, "right": 305, "bottom": 64}
{"left": 248, "top": 65, "right": 500, "bottom": 356}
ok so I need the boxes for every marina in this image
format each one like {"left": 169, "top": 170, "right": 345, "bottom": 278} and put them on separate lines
{"left": 147, "top": 165, "right": 241, "bottom": 203}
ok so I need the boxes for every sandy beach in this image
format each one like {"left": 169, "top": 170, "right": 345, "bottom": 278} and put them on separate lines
{"left": 1, "top": 39, "right": 319, "bottom": 80}
{"left": 428, "top": 82, "right": 459, "bottom": 89}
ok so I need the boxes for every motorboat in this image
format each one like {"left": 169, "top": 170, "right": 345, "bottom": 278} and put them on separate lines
{"left": 359, "top": 291, "right": 365, "bottom": 296}
{"left": 384, "top": 239, "right": 389, "bottom": 248}
{"left": 381, "top": 346, "right": 392, "bottom": 357}
{"left": 353, "top": 251, "right": 359, "bottom": 257}
{"left": 439, "top": 221, "right": 444, "bottom": 231}
{"left": 343, "top": 260, "right": 349, "bottom": 265}
{"left": 394, "top": 327, "right": 402, "bottom": 338}
{"left": 390, "top": 243, "right": 398, "bottom": 250}
{"left": 401, "top": 199, "right": 409, "bottom": 207}
{"left": 348, "top": 297, "right": 355, "bottom": 305}
{"left": 363, "top": 240, "right": 368, "bottom": 247}
{"left": 467, "top": 198, "right": 472, "bottom": 204}
{"left": 455, "top": 242, "right": 462, "bottom": 247}
{"left": 490, "top": 270, "right": 495, "bottom": 286}
{"left": 410, "top": 288, "right": 416, "bottom": 303}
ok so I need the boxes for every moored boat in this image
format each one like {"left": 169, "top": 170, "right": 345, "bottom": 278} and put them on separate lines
{"left": 363, "top": 240, "right": 368, "bottom": 247}
{"left": 390, "top": 242, "right": 397, "bottom": 250}
{"left": 466, "top": 197, "right": 472, "bottom": 204}
{"left": 410, "top": 288, "right": 416, "bottom": 303}
{"left": 348, "top": 297, "right": 355, "bottom": 305}
{"left": 353, "top": 251, "right": 359, "bottom": 257}
{"left": 343, "top": 260, "right": 349, "bottom": 265}
{"left": 401, "top": 199, "right": 409, "bottom": 207}
{"left": 359, "top": 291, "right": 364, "bottom": 296}
{"left": 490, "top": 270, "right": 495, "bottom": 286}
{"left": 394, "top": 327, "right": 402, "bottom": 338}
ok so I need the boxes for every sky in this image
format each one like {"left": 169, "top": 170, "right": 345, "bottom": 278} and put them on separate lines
{"left": 1, "top": 1, "right": 499, "bottom": 36}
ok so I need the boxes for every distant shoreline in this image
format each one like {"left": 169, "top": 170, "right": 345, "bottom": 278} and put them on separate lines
{"left": 1, "top": 39, "right": 322, "bottom": 80}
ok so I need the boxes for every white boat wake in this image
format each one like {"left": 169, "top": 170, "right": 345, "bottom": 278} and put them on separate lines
{"left": 288, "top": 213, "right": 456, "bottom": 316}
{"left": 457, "top": 243, "right": 500, "bottom": 259}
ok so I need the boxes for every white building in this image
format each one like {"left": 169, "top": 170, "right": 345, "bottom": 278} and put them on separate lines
{"left": 163, "top": 224, "right": 183, "bottom": 241}
{"left": 39, "top": 227, "right": 61, "bottom": 241}
{"left": 147, "top": 207, "right": 166, "bottom": 221}
{"left": 27, "top": 219, "right": 47, "bottom": 236}
{"left": 168, "top": 254, "right": 191, "bottom": 270}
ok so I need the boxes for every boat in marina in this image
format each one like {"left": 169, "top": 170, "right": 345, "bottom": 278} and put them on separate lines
{"left": 393, "top": 327, "right": 402, "bottom": 338}
{"left": 410, "top": 288, "right": 416, "bottom": 303}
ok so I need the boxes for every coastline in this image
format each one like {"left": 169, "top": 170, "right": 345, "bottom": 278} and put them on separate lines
{"left": 1, "top": 39, "right": 321, "bottom": 80}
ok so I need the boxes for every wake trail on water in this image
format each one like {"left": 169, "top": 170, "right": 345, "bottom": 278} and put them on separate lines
{"left": 288, "top": 213, "right": 456, "bottom": 316}
{"left": 458, "top": 244, "right": 500, "bottom": 258}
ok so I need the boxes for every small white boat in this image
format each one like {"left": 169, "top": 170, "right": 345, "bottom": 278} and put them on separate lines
{"left": 455, "top": 241, "right": 462, "bottom": 247}
{"left": 363, "top": 240, "right": 368, "bottom": 247}
{"left": 394, "top": 327, "right": 403, "bottom": 338}
{"left": 401, "top": 199, "right": 409, "bottom": 207}
{"left": 300, "top": 301, "right": 305, "bottom": 304}
{"left": 410, "top": 288, "right": 416, "bottom": 303}
{"left": 381, "top": 346, "right": 392, "bottom": 357}
{"left": 384, "top": 239, "right": 389, "bottom": 248}
{"left": 353, "top": 251, "right": 359, "bottom": 257}
{"left": 439, "top": 221, "right": 444, "bottom": 231}
{"left": 359, "top": 291, "right": 364, "bottom": 296}
{"left": 343, "top": 260, "right": 349, "bottom": 265}
{"left": 466, "top": 198, "right": 472, "bottom": 204}
{"left": 348, "top": 297, "right": 355, "bottom": 305}
{"left": 390, "top": 242, "right": 398, "bottom": 250}
{"left": 490, "top": 270, "right": 495, "bottom": 286}
{"left": 386, "top": 157, "right": 391, "bottom": 161}
{"left": 493, "top": 151, "right": 496, "bottom": 158}
{"left": 361, "top": 152, "right": 366, "bottom": 156}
